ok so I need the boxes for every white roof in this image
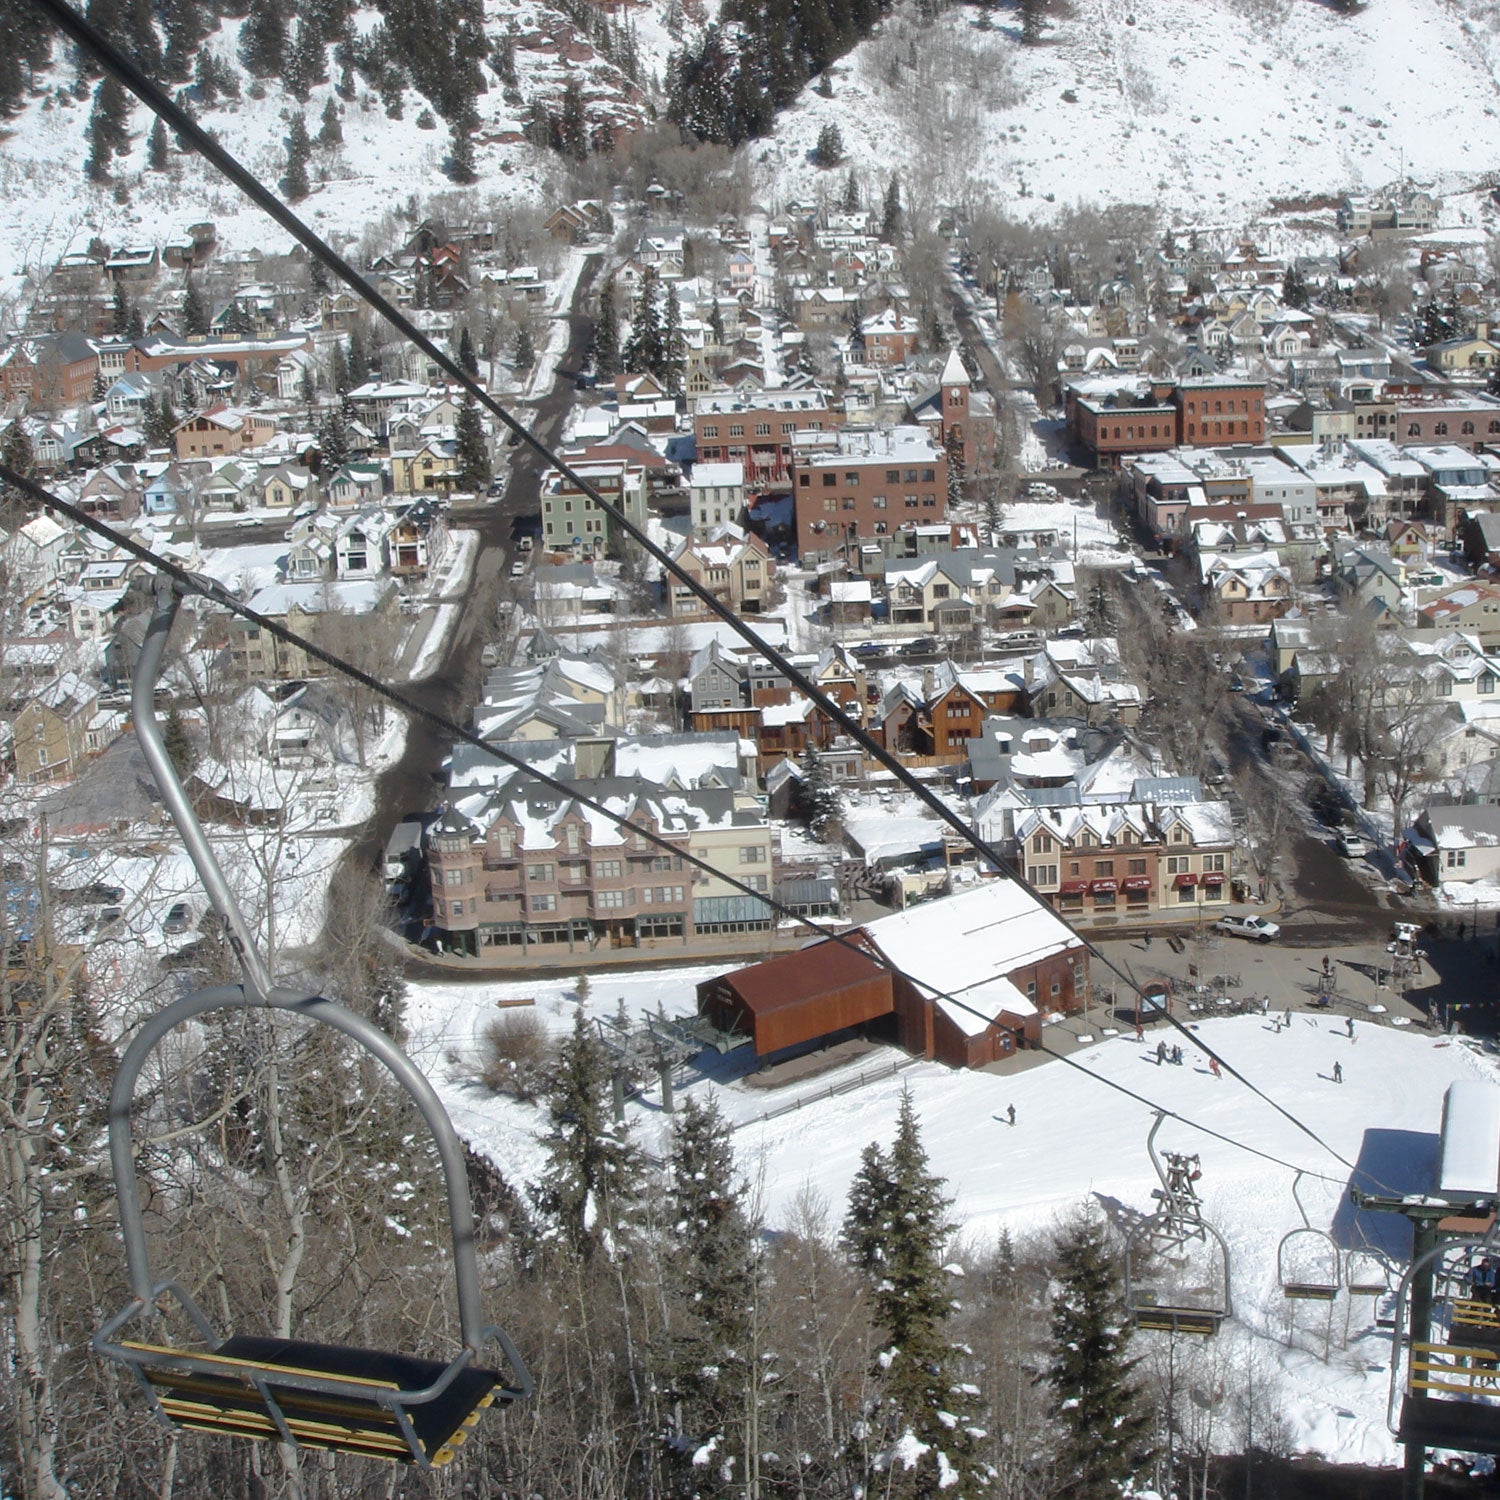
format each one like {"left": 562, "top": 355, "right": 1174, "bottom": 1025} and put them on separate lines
{"left": 691, "top": 462, "right": 745, "bottom": 488}
{"left": 863, "top": 881, "right": 1078, "bottom": 1001}
{"left": 1439, "top": 1080, "right": 1500, "bottom": 1197}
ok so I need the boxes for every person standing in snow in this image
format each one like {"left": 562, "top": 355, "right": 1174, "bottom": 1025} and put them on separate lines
{"left": 1333, "top": 1061, "right": 1343, "bottom": 1084}
{"left": 1209, "top": 1057, "right": 1221, "bottom": 1079}
{"left": 1007, "top": 1104, "right": 1016, "bottom": 1127}
{"left": 1346, "top": 1016, "right": 1355, "bottom": 1040}
{"left": 1156, "top": 1040, "right": 1167, "bottom": 1065}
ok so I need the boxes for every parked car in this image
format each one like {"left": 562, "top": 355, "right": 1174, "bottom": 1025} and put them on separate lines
{"left": 517, "top": 535, "right": 533, "bottom": 552}
{"left": 162, "top": 901, "right": 192, "bottom": 935}
{"left": 1336, "top": 832, "right": 1372, "bottom": 859}
{"left": 1214, "top": 914, "right": 1280, "bottom": 943}
{"left": 509, "top": 559, "right": 527, "bottom": 578}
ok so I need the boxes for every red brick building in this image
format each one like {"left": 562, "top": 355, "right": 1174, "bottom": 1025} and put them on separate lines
{"left": 694, "top": 387, "right": 840, "bottom": 489}
{"left": 792, "top": 424, "right": 947, "bottom": 562}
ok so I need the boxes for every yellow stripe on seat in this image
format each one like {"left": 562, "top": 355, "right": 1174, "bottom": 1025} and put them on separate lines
{"left": 121, "top": 1341, "right": 401, "bottom": 1391}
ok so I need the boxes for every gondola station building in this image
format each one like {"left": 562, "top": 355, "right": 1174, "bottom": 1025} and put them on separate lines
{"left": 698, "top": 881, "right": 1088, "bottom": 1068}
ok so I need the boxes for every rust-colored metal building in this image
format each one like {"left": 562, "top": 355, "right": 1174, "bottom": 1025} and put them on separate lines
{"left": 698, "top": 938, "right": 894, "bottom": 1057}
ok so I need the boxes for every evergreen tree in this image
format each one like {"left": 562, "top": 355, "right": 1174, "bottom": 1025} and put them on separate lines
{"left": 192, "top": 46, "right": 219, "bottom": 104}
{"left": 144, "top": 393, "right": 174, "bottom": 448}
{"left": 284, "top": 20, "right": 326, "bottom": 101}
{"left": 1020, "top": 0, "right": 1045, "bottom": 44}
{"left": 594, "top": 278, "right": 620, "bottom": 377}
{"left": 110, "top": 282, "right": 129, "bottom": 336}
{"left": 842, "top": 168, "right": 862, "bottom": 212}
{"left": 1, "top": 423, "right": 34, "bottom": 500}
{"left": 1281, "top": 262, "right": 1309, "bottom": 312}
{"left": 532, "top": 1009, "right": 642, "bottom": 1257}
{"left": 85, "top": 75, "right": 131, "bottom": 181}
{"left": 161, "top": 705, "right": 195, "bottom": 780}
{"left": 447, "top": 123, "right": 477, "bottom": 184}
{"left": 329, "top": 338, "right": 350, "bottom": 395}
{"left": 125, "top": 304, "right": 144, "bottom": 339}
{"left": 708, "top": 298, "right": 726, "bottom": 347}
{"left": 317, "top": 404, "right": 351, "bottom": 471}
{"left": 512, "top": 325, "right": 535, "bottom": 372}
{"left": 797, "top": 746, "right": 843, "bottom": 842}
{"left": 182, "top": 275, "right": 208, "bottom": 335}
{"left": 621, "top": 265, "right": 667, "bottom": 381}
{"left": 880, "top": 173, "right": 904, "bottom": 243}
{"left": 945, "top": 427, "right": 964, "bottom": 508}
{"left": 811, "top": 121, "right": 844, "bottom": 168}
{"left": 843, "top": 1093, "right": 980, "bottom": 1494}
{"left": 1083, "top": 574, "right": 1112, "bottom": 637}
{"left": 317, "top": 94, "right": 342, "bottom": 146}
{"left": 283, "top": 112, "right": 311, "bottom": 200}
{"left": 1046, "top": 1208, "right": 1156, "bottom": 1500}
{"left": 662, "top": 284, "right": 685, "bottom": 393}
{"left": 347, "top": 325, "right": 371, "bottom": 385}
{"left": 458, "top": 325, "right": 479, "bottom": 377}
{"left": 91, "top": 371, "right": 107, "bottom": 402}
{"left": 455, "top": 392, "right": 492, "bottom": 490}
{"left": 147, "top": 117, "right": 168, "bottom": 170}
{"left": 661, "top": 1096, "right": 759, "bottom": 1492}
{"left": 558, "top": 77, "right": 589, "bottom": 161}
{"left": 240, "top": 0, "right": 287, "bottom": 77}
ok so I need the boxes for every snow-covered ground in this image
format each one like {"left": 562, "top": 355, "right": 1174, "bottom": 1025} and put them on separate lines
{"left": 755, "top": 0, "right": 1500, "bottom": 229}
{"left": 405, "top": 960, "right": 1496, "bottom": 1469}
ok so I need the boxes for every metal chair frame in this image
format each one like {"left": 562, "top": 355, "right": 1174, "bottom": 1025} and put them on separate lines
{"left": 1277, "top": 1171, "right": 1341, "bottom": 1302}
{"left": 93, "top": 580, "right": 531, "bottom": 1465}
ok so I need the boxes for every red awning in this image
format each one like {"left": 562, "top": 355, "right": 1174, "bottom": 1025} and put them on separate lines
{"left": 1201, "top": 871, "right": 1226, "bottom": 885}
{"left": 1059, "top": 879, "right": 1089, "bottom": 894}
{"left": 1122, "top": 876, "right": 1153, "bottom": 891}
{"left": 1090, "top": 879, "right": 1119, "bottom": 893}
{"left": 1173, "top": 872, "right": 1200, "bottom": 888}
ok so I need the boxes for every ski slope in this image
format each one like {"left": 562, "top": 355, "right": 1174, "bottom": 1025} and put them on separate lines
{"left": 406, "top": 961, "right": 1500, "bottom": 1469}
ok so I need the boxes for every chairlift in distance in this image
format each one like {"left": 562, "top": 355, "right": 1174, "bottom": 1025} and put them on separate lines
{"left": 1124, "top": 1113, "right": 1233, "bottom": 1338}
{"left": 93, "top": 581, "right": 531, "bottom": 1467}
{"left": 1278, "top": 1171, "right": 1342, "bottom": 1302}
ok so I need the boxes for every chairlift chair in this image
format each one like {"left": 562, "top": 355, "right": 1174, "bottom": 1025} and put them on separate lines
{"left": 1124, "top": 1114, "right": 1233, "bottom": 1337}
{"left": 1389, "top": 1224, "right": 1500, "bottom": 1457}
{"left": 94, "top": 581, "right": 531, "bottom": 1466}
{"left": 1278, "top": 1172, "right": 1342, "bottom": 1302}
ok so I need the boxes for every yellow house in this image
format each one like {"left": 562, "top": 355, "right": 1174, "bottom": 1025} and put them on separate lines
{"left": 390, "top": 440, "right": 458, "bottom": 494}
{"left": 13, "top": 674, "right": 98, "bottom": 783}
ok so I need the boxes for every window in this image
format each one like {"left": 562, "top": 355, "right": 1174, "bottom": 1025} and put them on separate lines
{"left": 1204, "top": 853, "right": 1225, "bottom": 872}
{"left": 782, "top": 423, "right": 795, "bottom": 435}
{"left": 922, "top": 468, "right": 936, "bottom": 483}
{"left": 903, "top": 469, "right": 918, "bottom": 483}
{"left": 739, "top": 844, "right": 767, "bottom": 863}
{"left": 1028, "top": 864, "right": 1057, "bottom": 885}
{"left": 650, "top": 855, "right": 681, "bottom": 871}
{"left": 886, "top": 469, "right": 900, "bottom": 483}
{"left": 1177, "top": 884, "right": 1197, "bottom": 904}
{"left": 1095, "top": 860, "right": 1114, "bottom": 877}
{"left": 596, "top": 888, "right": 626, "bottom": 909}
{"left": 822, "top": 472, "right": 837, "bottom": 487}
{"left": 1408, "top": 422, "right": 1420, "bottom": 436}
{"left": 529, "top": 893, "right": 557, "bottom": 912}
{"left": 744, "top": 873, "right": 769, "bottom": 891}
{"left": 1463, "top": 421, "right": 1475, "bottom": 436}
{"left": 729, "top": 424, "right": 745, "bottom": 437}
{"left": 444, "top": 867, "right": 465, "bottom": 886}
{"left": 845, "top": 472, "right": 860, "bottom": 486}
{"left": 842, "top": 498, "right": 856, "bottom": 511}
{"left": 905, "top": 496, "right": 919, "bottom": 509}
{"left": 1448, "top": 849, "right": 1467, "bottom": 868}
{"left": 1128, "top": 857, "right": 1147, "bottom": 875}
{"left": 755, "top": 422, "right": 771, "bottom": 436}
{"left": 872, "top": 494, "right": 887, "bottom": 508}
{"left": 1032, "top": 833, "right": 1053, "bottom": 854}
{"left": 525, "top": 863, "right": 554, "bottom": 882}
{"left": 1166, "top": 855, "right": 1191, "bottom": 874}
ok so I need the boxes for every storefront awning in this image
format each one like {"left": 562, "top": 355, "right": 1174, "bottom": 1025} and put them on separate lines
{"left": 1202, "top": 871, "right": 1226, "bottom": 886}
{"left": 1122, "top": 876, "right": 1153, "bottom": 891}
{"left": 1090, "top": 879, "right": 1119, "bottom": 893}
{"left": 1058, "top": 879, "right": 1089, "bottom": 895}
{"left": 1173, "top": 872, "right": 1199, "bottom": 888}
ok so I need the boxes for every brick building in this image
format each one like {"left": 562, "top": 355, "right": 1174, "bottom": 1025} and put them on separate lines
{"left": 694, "top": 387, "right": 839, "bottom": 489}
{"left": 425, "top": 780, "right": 780, "bottom": 956}
{"left": 792, "top": 425, "right": 947, "bottom": 562}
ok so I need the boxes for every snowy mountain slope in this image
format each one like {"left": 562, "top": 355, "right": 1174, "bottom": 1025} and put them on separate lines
{"left": 751, "top": 0, "right": 1500, "bottom": 228}
{"left": 406, "top": 964, "right": 1498, "bottom": 1468}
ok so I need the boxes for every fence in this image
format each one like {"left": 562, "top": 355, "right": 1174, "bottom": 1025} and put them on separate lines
{"left": 734, "top": 1054, "right": 921, "bottom": 1131}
